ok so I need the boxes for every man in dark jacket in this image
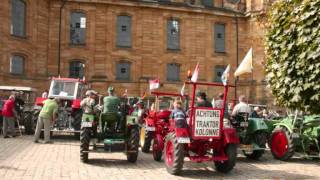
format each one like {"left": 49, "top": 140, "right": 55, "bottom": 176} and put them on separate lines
{"left": 195, "top": 91, "right": 212, "bottom": 108}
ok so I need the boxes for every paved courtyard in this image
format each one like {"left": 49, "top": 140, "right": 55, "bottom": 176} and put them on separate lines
{"left": 0, "top": 135, "right": 319, "bottom": 180}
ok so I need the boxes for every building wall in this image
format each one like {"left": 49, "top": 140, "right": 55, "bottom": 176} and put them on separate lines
{"left": 0, "top": 0, "right": 273, "bottom": 105}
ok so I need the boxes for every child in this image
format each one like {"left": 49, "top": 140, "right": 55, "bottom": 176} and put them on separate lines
{"left": 170, "top": 99, "right": 187, "bottom": 128}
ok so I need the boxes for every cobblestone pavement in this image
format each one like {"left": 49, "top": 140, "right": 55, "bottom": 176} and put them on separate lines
{"left": 0, "top": 135, "right": 319, "bottom": 180}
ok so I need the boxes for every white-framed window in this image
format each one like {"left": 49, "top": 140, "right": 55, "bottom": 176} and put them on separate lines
{"left": 10, "top": 55, "right": 24, "bottom": 75}
{"left": 11, "top": 0, "right": 26, "bottom": 37}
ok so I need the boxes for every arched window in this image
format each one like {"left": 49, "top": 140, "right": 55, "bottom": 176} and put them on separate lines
{"left": 116, "top": 15, "right": 132, "bottom": 47}
{"left": 69, "top": 61, "right": 84, "bottom": 78}
{"left": 10, "top": 55, "right": 25, "bottom": 75}
{"left": 167, "top": 18, "right": 180, "bottom": 50}
{"left": 70, "top": 12, "right": 86, "bottom": 44}
{"left": 11, "top": 0, "right": 26, "bottom": 37}
{"left": 116, "top": 61, "right": 131, "bottom": 80}
{"left": 167, "top": 63, "right": 180, "bottom": 81}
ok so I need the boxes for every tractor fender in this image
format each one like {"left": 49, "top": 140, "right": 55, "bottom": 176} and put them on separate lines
{"left": 175, "top": 127, "right": 189, "bottom": 138}
{"left": 155, "top": 134, "right": 165, "bottom": 151}
{"left": 273, "top": 123, "right": 293, "bottom": 134}
{"left": 222, "top": 128, "right": 239, "bottom": 146}
{"left": 247, "top": 118, "right": 269, "bottom": 134}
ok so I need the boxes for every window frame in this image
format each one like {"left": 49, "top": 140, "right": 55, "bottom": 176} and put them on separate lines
{"left": 10, "top": 54, "right": 25, "bottom": 75}
{"left": 167, "top": 18, "right": 180, "bottom": 51}
{"left": 116, "top": 15, "right": 132, "bottom": 48}
{"left": 214, "top": 23, "right": 226, "bottom": 53}
{"left": 166, "top": 63, "right": 180, "bottom": 82}
{"left": 213, "top": 65, "right": 226, "bottom": 82}
{"left": 69, "top": 60, "right": 85, "bottom": 79}
{"left": 70, "top": 11, "right": 87, "bottom": 46}
{"left": 10, "top": 0, "right": 27, "bottom": 38}
{"left": 116, "top": 61, "right": 131, "bottom": 81}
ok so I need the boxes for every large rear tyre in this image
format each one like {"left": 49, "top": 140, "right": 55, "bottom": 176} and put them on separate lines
{"left": 244, "top": 131, "right": 267, "bottom": 160}
{"left": 73, "top": 110, "right": 82, "bottom": 131}
{"left": 80, "top": 128, "right": 90, "bottom": 163}
{"left": 24, "top": 112, "right": 34, "bottom": 135}
{"left": 214, "top": 144, "right": 237, "bottom": 173}
{"left": 153, "top": 137, "right": 162, "bottom": 161}
{"left": 164, "top": 132, "right": 184, "bottom": 175}
{"left": 270, "top": 127, "right": 294, "bottom": 161}
{"left": 127, "top": 126, "right": 139, "bottom": 163}
{"left": 140, "top": 126, "right": 153, "bottom": 153}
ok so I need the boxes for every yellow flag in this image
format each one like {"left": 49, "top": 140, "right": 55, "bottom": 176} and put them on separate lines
{"left": 234, "top": 48, "right": 253, "bottom": 77}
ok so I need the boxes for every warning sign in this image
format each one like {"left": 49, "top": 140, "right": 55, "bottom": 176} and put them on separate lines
{"left": 194, "top": 109, "right": 220, "bottom": 137}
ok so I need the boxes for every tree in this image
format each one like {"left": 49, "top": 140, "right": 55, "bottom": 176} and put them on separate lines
{"left": 265, "top": 0, "right": 320, "bottom": 114}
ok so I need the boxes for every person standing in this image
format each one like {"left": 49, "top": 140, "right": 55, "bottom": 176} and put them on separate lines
{"left": 2, "top": 95, "right": 17, "bottom": 138}
{"left": 34, "top": 97, "right": 59, "bottom": 143}
{"left": 195, "top": 92, "right": 212, "bottom": 108}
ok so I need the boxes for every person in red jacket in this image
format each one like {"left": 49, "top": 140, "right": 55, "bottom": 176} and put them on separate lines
{"left": 2, "top": 95, "right": 17, "bottom": 138}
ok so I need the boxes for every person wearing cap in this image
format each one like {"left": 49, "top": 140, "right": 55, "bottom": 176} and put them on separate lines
{"left": 135, "top": 100, "right": 146, "bottom": 124}
{"left": 195, "top": 91, "right": 212, "bottom": 108}
{"left": 170, "top": 99, "right": 187, "bottom": 128}
{"left": 103, "top": 86, "right": 120, "bottom": 114}
{"left": 34, "top": 97, "right": 59, "bottom": 143}
{"left": 80, "top": 90, "right": 96, "bottom": 115}
{"left": 2, "top": 95, "right": 17, "bottom": 138}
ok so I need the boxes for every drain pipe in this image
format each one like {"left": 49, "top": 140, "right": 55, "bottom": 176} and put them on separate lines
{"left": 234, "top": 13, "right": 239, "bottom": 100}
{"left": 58, "top": 0, "right": 67, "bottom": 76}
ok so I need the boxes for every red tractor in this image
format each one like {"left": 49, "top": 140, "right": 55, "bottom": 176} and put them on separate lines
{"left": 33, "top": 77, "right": 86, "bottom": 135}
{"left": 140, "top": 92, "right": 187, "bottom": 161}
{"left": 164, "top": 81, "right": 239, "bottom": 175}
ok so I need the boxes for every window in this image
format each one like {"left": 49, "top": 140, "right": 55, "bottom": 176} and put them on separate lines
{"left": 214, "top": 66, "right": 225, "bottom": 82}
{"left": 10, "top": 55, "right": 24, "bottom": 75}
{"left": 202, "top": 0, "right": 213, "bottom": 7}
{"left": 167, "top": 63, "right": 180, "bottom": 81}
{"left": 116, "top": 62, "right": 131, "bottom": 80}
{"left": 116, "top": 15, "right": 132, "bottom": 47}
{"left": 167, "top": 19, "right": 180, "bottom": 50}
{"left": 70, "top": 12, "right": 86, "bottom": 45}
{"left": 69, "top": 61, "right": 84, "bottom": 78}
{"left": 214, "top": 24, "right": 225, "bottom": 53}
{"left": 11, "top": 0, "right": 26, "bottom": 37}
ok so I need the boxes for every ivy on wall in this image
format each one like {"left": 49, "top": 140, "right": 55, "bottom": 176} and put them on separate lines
{"left": 265, "top": 0, "right": 320, "bottom": 113}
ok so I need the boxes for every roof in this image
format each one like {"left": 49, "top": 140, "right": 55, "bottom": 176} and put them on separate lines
{"left": 0, "top": 86, "right": 37, "bottom": 92}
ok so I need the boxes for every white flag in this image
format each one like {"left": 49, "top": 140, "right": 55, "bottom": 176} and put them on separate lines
{"left": 234, "top": 48, "right": 253, "bottom": 77}
{"left": 191, "top": 62, "right": 199, "bottom": 82}
{"left": 149, "top": 79, "right": 160, "bottom": 90}
{"left": 221, "top": 64, "right": 230, "bottom": 86}
{"left": 180, "top": 83, "right": 185, "bottom": 96}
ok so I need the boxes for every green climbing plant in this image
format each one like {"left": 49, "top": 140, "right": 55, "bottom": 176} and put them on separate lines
{"left": 265, "top": 0, "right": 320, "bottom": 113}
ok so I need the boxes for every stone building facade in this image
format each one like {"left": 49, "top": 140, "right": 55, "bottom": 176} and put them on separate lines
{"left": 0, "top": 0, "right": 275, "bottom": 105}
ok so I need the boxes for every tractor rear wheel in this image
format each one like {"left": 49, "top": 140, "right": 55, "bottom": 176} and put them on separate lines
{"left": 73, "top": 110, "right": 82, "bottom": 131}
{"left": 270, "top": 127, "right": 294, "bottom": 161}
{"left": 24, "top": 112, "right": 34, "bottom": 135}
{"left": 153, "top": 137, "right": 162, "bottom": 161}
{"left": 140, "top": 126, "right": 153, "bottom": 153}
{"left": 80, "top": 128, "right": 90, "bottom": 163}
{"left": 214, "top": 144, "right": 237, "bottom": 173}
{"left": 244, "top": 131, "right": 267, "bottom": 160}
{"left": 164, "top": 132, "right": 184, "bottom": 175}
{"left": 127, "top": 126, "right": 139, "bottom": 163}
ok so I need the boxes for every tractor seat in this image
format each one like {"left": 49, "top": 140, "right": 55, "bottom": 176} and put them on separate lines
{"left": 235, "top": 112, "right": 249, "bottom": 122}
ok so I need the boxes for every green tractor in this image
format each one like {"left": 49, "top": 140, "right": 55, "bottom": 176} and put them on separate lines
{"left": 232, "top": 113, "right": 269, "bottom": 160}
{"left": 80, "top": 104, "right": 140, "bottom": 163}
{"left": 270, "top": 114, "right": 320, "bottom": 160}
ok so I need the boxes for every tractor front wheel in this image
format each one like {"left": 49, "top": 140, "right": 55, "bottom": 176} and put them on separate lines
{"left": 127, "top": 126, "right": 139, "bottom": 163}
{"left": 244, "top": 131, "right": 267, "bottom": 160}
{"left": 214, "top": 144, "right": 237, "bottom": 173}
{"left": 270, "top": 127, "right": 294, "bottom": 161}
{"left": 80, "top": 128, "right": 90, "bottom": 163}
{"left": 140, "top": 126, "right": 153, "bottom": 153}
{"left": 24, "top": 112, "right": 34, "bottom": 135}
{"left": 164, "top": 132, "right": 184, "bottom": 175}
{"left": 153, "top": 137, "right": 162, "bottom": 161}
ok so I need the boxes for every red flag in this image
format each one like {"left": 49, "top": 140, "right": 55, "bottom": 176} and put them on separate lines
{"left": 191, "top": 62, "right": 199, "bottom": 82}
{"left": 149, "top": 79, "right": 160, "bottom": 90}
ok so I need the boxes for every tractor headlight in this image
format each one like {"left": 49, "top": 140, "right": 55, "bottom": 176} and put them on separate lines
{"left": 33, "top": 105, "right": 42, "bottom": 110}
